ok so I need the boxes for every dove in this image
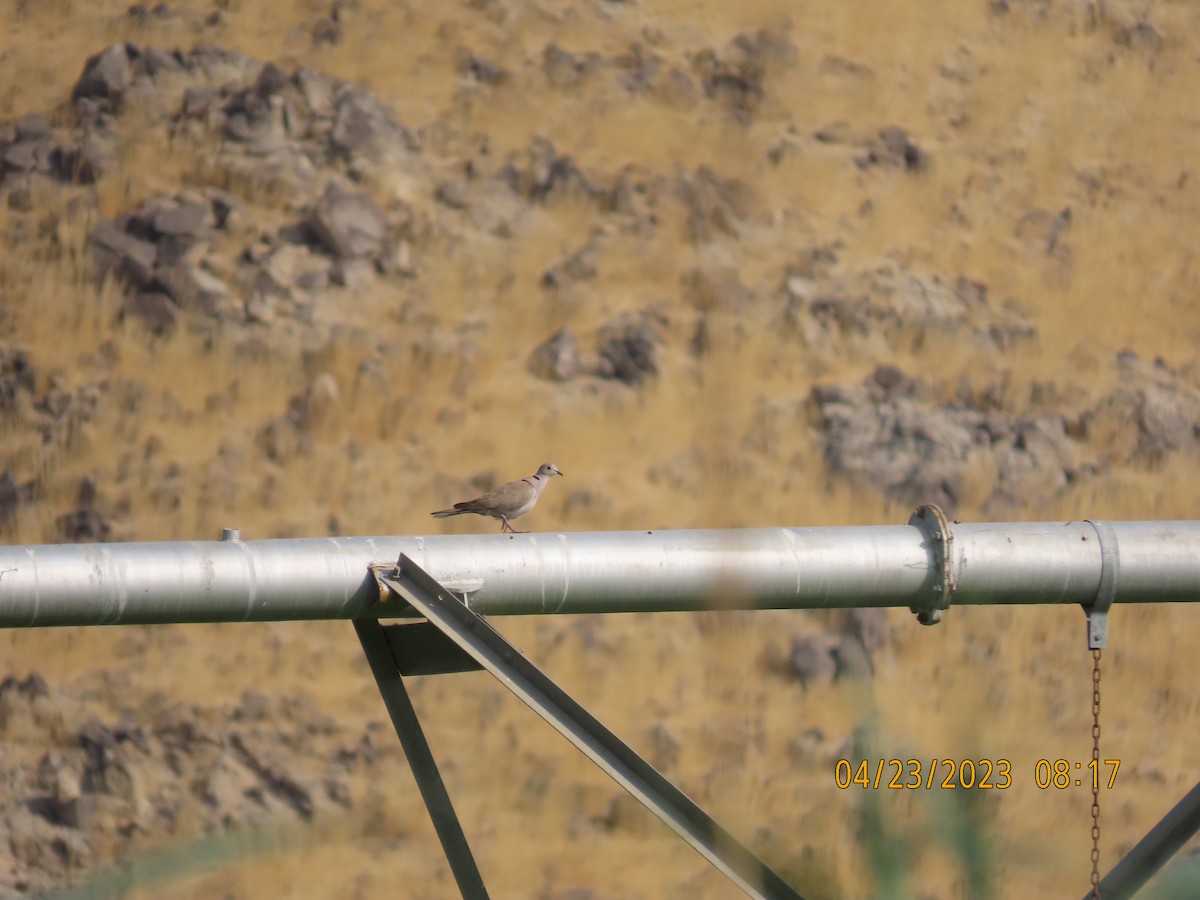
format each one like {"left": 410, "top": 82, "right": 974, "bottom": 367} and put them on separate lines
{"left": 431, "top": 463, "right": 564, "bottom": 533}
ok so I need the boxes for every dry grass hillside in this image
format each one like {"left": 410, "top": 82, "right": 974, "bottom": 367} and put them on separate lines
{"left": 1, "top": 0, "right": 1199, "bottom": 897}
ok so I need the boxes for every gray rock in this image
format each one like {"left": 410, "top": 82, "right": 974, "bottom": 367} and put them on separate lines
{"left": 50, "top": 141, "right": 105, "bottom": 184}
{"left": 307, "top": 183, "right": 386, "bottom": 259}
{"left": 812, "top": 367, "right": 1078, "bottom": 513}
{"left": 179, "top": 85, "right": 219, "bottom": 119}
{"left": 204, "top": 187, "right": 242, "bottom": 230}
{"left": 785, "top": 264, "right": 1035, "bottom": 352}
{"left": 606, "top": 163, "right": 664, "bottom": 232}
{"left": 151, "top": 199, "right": 210, "bottom": 238}
{"left": 312, "top": 17, "right": 341, "bottom": 46}
{"left": 859, "top": 126, "right": 928, "bottom": 172}
{"left": 813, "top": 120, "right": 858, "bottom": 144}
{"left": 1136, "top": 387, "right": 1199, "bottom": 459}
{"left": 677, "top": 165, "right": 755, "bottom": 242}
{"left": 434, "top": 180, "right": 470, "bottom": 210}
{"left": 90, "top": 219, "right": 158, "bottom": 288}
{"left": 258, "top": 243, "right": 306, "bottom": 291}
{"left": 541, "top": 236, "right": 601, "bottom": 288}
{"left": 1081, "top": 353, "right": 1200, "bottom": 463}
{"left": 616, "top": 43, "right": 661, "bottom": 93}
{"left": 157, "top": 262, "right": 230, "bottom": 316}
{"left": 542, "top": 44, "right": 597, "bottom": 89}
{"left": 593, "top": 310, "right": 663, "bottom": 386}
{"left": 222, "top": 87, "right": 286, "bottom": 147}
{"left": 375, "top": 237, "right": 415, "bottom": 278}
{"left": 73, "top": 43, "right": 135, "bottom": 106}
{"left": 120, "top": 291, "right": 179, "bottom": 335}
{"left": 294, "top": 67, "right": 334, "bottom": 118}
{"left": 693, "top": 50, "right": 763, "bottom": 119}
{"left": 329, "top": 87, "right": 414, "bottom": 162}
{"left": 244, "top": 293, "right": 278, "bottom": 324}
{"left": 142, "top": 46, "right": 184, "bottom": 76}
{"left": 784, "top": 633, "right": 837, "bottom": 688}
{"left": 1114, "top": 19, "right": 1163, "bottom": 54}
{"left": 56, "top": 478, "right": 114, "bottom": 543}
{"left": 692, "top": 29, "right": 794, "bottom": 120}
{"left": 254, "top": 61, "right": 290, "bottom": 97}
{"left": 227, "top": 732, "right": 315, "bottom": 819}
{"left": 222, "top": 147, "right": 317, "bottom": 197}
{"left": 183, "top": 44, "right": 257, "bottom": 84}
{"left": 456, "top": 50, "right": 506, "bottom": 86}
{"left": 14, "top": 113, "right": 52, "bottom": 141}
{"left": 1, "top": 139, "right": 53, "bottom": 175}
{"left": 500, "top": 137, "right": 594, "bottom": 203}
{"left": 331, "top": 258, "right": 375, "bottom": 288}
{"left": 256, "top": 417, "right": 310, "bottom": 463}
{"left": 5, "top": 805, "right": 91, "bottom": 876}
{"left": 0, "top": 345, "right": 36, "bottom": 408}
{"left": 528, "top": 328, "right": 582, "bottom": 381}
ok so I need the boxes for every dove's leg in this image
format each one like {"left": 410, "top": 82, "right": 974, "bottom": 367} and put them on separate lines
{"left": 500, "top": 515, "right": 529, "bottom": 534}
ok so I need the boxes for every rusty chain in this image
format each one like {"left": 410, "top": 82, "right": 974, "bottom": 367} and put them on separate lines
{"left": 1090, "top": 647, "right": 1102, "bottom": 897}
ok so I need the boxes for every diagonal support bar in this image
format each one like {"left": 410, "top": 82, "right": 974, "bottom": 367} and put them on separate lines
{"left": 376, "top": 555, "right": 804, "bottom": 900}
{"left": 353, "top": 618, "right": 489, "bottom": 899}
{"left": 1084, "top": 779, "right": 1200, "bottom": 900}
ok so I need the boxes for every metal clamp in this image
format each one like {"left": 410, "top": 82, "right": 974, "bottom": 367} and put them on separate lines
{"left": 1083, "top": 519, "right": 1119, "bottom": 649}
{"left": 908, "top": 503, "right": 955, "bottom": 626}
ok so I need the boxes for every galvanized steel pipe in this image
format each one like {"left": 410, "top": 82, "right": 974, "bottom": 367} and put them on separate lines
{"left": 0, "top": 521, "right": 1197, "bottom": 628}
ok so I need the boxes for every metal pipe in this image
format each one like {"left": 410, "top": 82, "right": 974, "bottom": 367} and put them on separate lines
{"left": 0, "top": 521, "right": 1197, "bottom": 628}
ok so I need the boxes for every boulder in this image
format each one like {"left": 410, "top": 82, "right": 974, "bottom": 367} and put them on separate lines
{"left": 90, "top": 220, "right": 157, "bottom": 288}
{"left": 593, "top": 311, "right": 663, "bottom": 385}
{"left": 306, "top": 183, "right": 386, "bottom": 260}
{"left": 528, "top": 329, "right": 582, "bottom": 381}
{"left": 72, "top": 44, "right": 135, "bottom": 107}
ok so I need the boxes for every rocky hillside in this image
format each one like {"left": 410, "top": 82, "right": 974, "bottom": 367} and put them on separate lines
{"left": 1, "top": 1, "right": 1199, "bottom": 897}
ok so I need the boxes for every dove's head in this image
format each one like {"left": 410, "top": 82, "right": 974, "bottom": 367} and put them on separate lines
{"left": 537, "top": 463, "right": 564, "bottom": 479}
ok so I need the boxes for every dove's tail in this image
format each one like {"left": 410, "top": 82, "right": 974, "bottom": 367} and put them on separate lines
{"left": 430, "top": 508, "right": 465, "bottom": 518}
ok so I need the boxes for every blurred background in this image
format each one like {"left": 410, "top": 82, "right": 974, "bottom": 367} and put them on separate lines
{"left": 1, "top": 0, "right": 1198, "bottom": 897}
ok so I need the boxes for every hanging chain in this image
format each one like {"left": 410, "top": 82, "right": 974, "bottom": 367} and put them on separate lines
{"left": 1090, "top": 647, "right": 1102, "bottom": 898}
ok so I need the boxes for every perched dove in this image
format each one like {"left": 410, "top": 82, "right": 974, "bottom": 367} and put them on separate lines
{"left": 431, "top": 463, "right": 564, "bottom": 533}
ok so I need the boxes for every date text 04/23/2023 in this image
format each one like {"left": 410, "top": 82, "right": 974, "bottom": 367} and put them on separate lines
{"left": 833, "top": 759, "right": 1122, "bottom": 790}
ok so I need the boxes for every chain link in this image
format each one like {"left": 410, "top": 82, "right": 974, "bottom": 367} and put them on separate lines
{"left": 1090, "top": 647, "right": 1102, "bottom": 897}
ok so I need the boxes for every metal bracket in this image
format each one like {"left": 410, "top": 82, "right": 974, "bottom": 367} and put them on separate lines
{"left": 1083, "top": 519, "right": 1119, "bottom": 649}
{"left": 370, "top": 555, "right": 805, "bottom": 900}
{"left": 384, "top": 621, "right": 484, "bottom": 676}
{"left": 908, "top": 504, "right": 955, "bottom": 626}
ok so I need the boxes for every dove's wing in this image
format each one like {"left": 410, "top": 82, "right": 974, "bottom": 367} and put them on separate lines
{"left": 456, "top": 478, "right": 534, "bottom": 515}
